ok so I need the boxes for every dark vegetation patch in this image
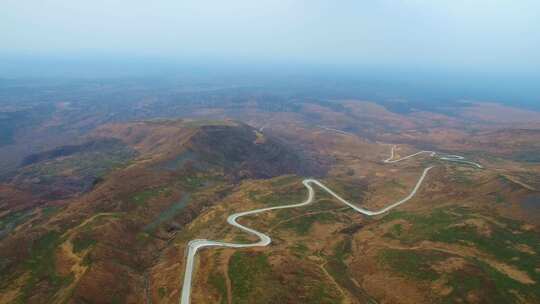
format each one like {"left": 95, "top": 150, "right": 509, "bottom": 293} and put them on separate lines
{"left": 442, "top": 259, "right": 539, "bottom": 304}
{"left": 20, "top": 138, "right": 135, "bottom": 166}
{"left": 326, "top": 238, "right": 375, "bottom": 303}
{"left": 16, "top": 231, "right": 73, "bottom": 303}
{"left": 208, "top": 271, "right": 228, "bottom": 304}
{"left": 252, "top": 176, "right": 334, "bottom": 211}
{"left": 189, "top": 124, "right": 325, "bottom": 179}
{"left": 72, "top": 234, "right": 97, "bottom": 253}
{"left": 253, "top": 179, "right": 349, "bottom": 234}
{"left": 379, "top": 248, "right": 540, "bottom": 303}
{"left": 176, "top": 172, "right": 217, "bottom": 191}
{"left": 307, "top": 197, "right": 343, "bottom": 212}
{"left": 153, "top": 149, "right": 204, "bottom": 171}
{"left": 382, "top": 207, "right": 540, "bottom": 293}
{"left": 268, "top": 196, "right": 345, "bottom": 235}
{"left": 254, "top": 185, "right": 306, "bottom": 207}
{"left": 228, "top": 251, "right": 341, "bottom": 304}
{"left": 140, "top": 171, "right": 225, "bottom": 235}
{"left": 339, "top": 223, "right": 365, "bottom": 235}
{"left": 434, "top": 220, "right": 539, "bottom": 280}
{"left": 383, "top": 179, "right": 407, "bottom": 190}
{"left": 282, "top": 212, "right": 337, "bottom": 235}
{"left": 41, "top": 206, "right": 61, "bottom": 217}
{"left": 303, "top": 283, "right": 341, "bottom": 304}
{"left": 143, "top": 194, "right": 191, "bottom": 233}
{"left": 0, "top": 210, "right": 33, "bottom": 239}
{"left": 290, "top": 242, "right": 309, "bottom": 258}
{"left": 491, "top": 192, "right": 506, "bottom": 204}
{"left": 158, "top": 287, "right": 168, "bottom": 299}
{"left": 232, "top": 234, "right": 253, "bottom": 244}
{"left": 379, "top": 249, "right": 447, "bottom": 281}
{"left": 323, "top": 178, "right": 367, "bottom": 202}
{"left": 388, "top": 223, "right": 403, "bottom": 237}
{"left": 131, "top": 187, "right": 172, "bottom": 206}
{"left": 382, "top": 208, "right": 467, "bottom": 244}
{"left": 10, "top": 139, "right": 137, "bottom": 199}
{"left": 228, "top": 251, "right": 276, "bottom": 304}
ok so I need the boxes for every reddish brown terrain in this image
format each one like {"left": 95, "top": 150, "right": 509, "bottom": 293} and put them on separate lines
{"left": 0, "top": 99, "right": 539, "bottom": 304}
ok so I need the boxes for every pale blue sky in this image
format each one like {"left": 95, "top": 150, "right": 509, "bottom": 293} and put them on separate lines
{"left": 1, "top": 0, "right": 539, "bottom": 72}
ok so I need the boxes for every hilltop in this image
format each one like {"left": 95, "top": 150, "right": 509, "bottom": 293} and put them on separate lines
{"left": 0, "top": 119, "right": 324, "bottom": 303}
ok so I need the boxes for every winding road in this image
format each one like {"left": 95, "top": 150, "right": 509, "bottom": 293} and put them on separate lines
{"left": 383, "top": 145, "right": 483, "bottom": 169}
{"left": 179, "top": 144, "right": 482, "bottom": 304}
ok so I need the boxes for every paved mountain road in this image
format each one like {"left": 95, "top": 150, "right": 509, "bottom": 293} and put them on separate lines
{"left": 179, "top": 144, "right": 482, "bottom": 304}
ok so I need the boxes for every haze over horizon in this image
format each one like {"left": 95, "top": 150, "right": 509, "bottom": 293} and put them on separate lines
{"left": 1, "top": 0, "right": 539, "bottom": 74}
{"left": 1, "top": 1, "right": 540, "bottom": 111}
{"left": 2, "top": 2, "right": 540, "bottom": 304}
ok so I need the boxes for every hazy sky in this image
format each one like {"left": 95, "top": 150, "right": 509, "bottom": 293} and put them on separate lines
{"left": 1, "top": 0, "right": 539, "bottom": 72}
